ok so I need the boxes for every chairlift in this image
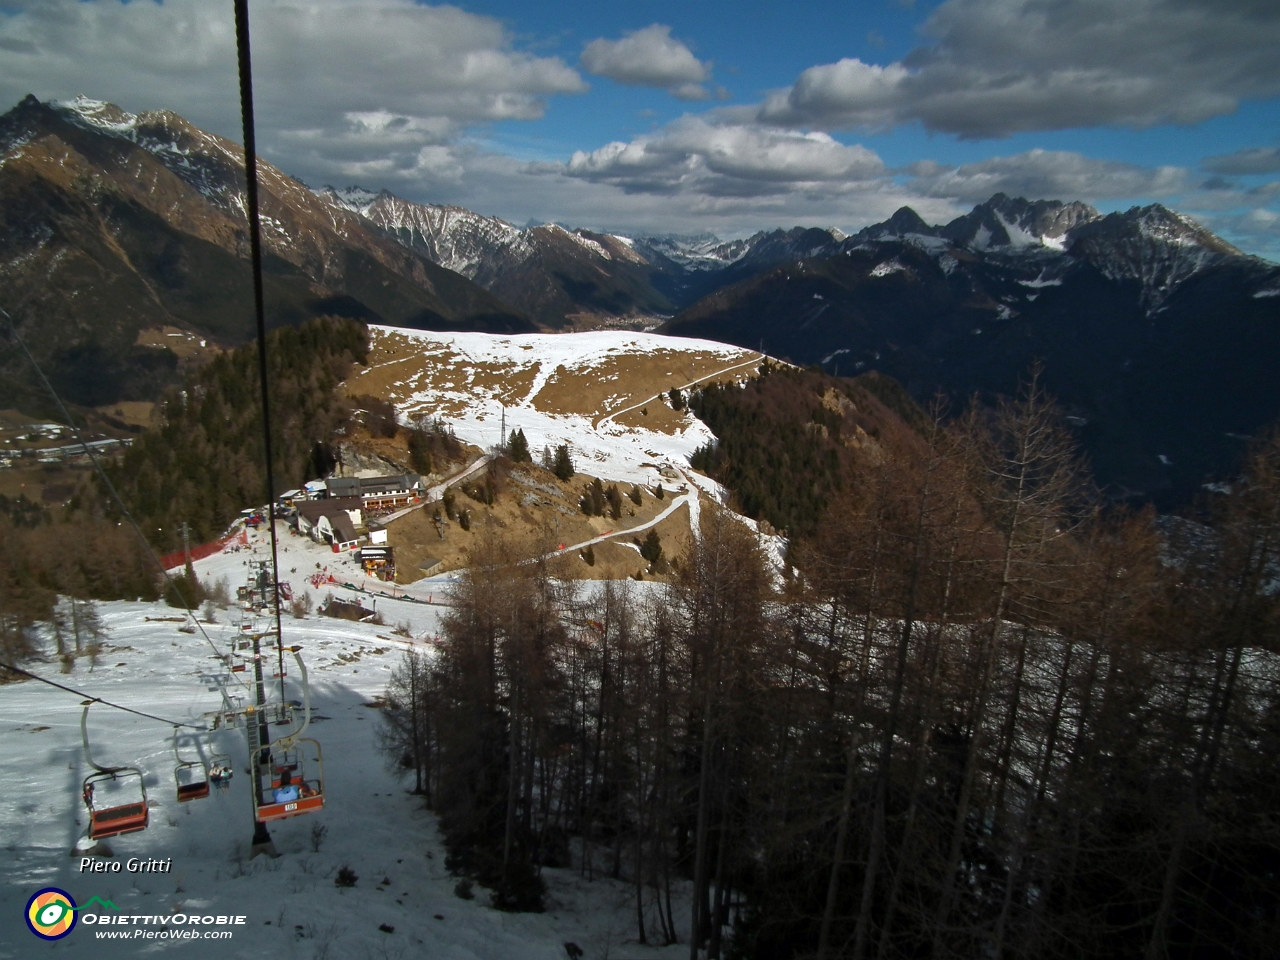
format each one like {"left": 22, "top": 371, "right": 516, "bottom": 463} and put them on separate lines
{"left": 209, "top": 752, "right": 234, "bottom": 791}
{"left": 80, "top": 703, "right": 149, "bottom": 841}
{"left": 255, "top": 737, "right": 324, "bottom": 822}
{"left": 172, "top": 730, "right": 210, "bottom": 803}
{"left": 251, "top": 649, "right": 324, "bottom": 823}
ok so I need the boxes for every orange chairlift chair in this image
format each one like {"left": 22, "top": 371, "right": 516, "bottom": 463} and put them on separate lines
{"left": 252, "top": 648, "right": 324, "bottom": 823}
{"left": 173, "top": 730, "right": 210, "bottom": 802}
{"left": 80, "top": 703, "right": 149, "bottom": 841}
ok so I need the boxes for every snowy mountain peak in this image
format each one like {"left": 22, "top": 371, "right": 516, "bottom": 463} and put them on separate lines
{"left": 855, "top": 206, "right": 935, "bottom": 242}
{"left": 56, "top": 94, "right": 139, "bottom": 133}
{"left": 1065, "top": 203, "right": 1244, "bottom": 308}
{"left": 1127, "top": 203, "right": 1242, "bottom": 255}
{"left": 941, "top": 194, "right": 1100, "bottom": 251}
{"left": 320, "top": 185, "right": 386, "bottom": 213}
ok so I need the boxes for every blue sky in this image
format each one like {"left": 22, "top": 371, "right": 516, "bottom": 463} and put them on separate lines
{"left": 2, "top": 1, "right": 1278, "bottom": 256}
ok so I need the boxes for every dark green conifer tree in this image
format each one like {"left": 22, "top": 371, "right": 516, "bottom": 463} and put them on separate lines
{"left": 553, "top": 444, "right": 575, "bottom": 481}
{"left": 508, "top": 428, "right": 531, "bottom": 463}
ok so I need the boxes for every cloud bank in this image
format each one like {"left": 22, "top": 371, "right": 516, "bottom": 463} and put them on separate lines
{"left": 759, "top": 0, "right": 1280, "bottom": 137}
{"left": 0, "top": 0, "right": 586, "bottom": 170}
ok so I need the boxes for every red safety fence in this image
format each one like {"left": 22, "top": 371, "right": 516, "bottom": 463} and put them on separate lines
{"left": 160, "top": 529, "right": 250, "bottom": 571}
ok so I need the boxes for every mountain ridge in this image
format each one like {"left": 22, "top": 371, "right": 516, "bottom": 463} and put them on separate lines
{"left": 0, "top": 94, "right": 532, "bottom": 410}
{"left": 3, "top": 93, "right": 1276, "bottom": 507}
{"left": 660, "top": 197, "right": 1280, "bottom": 506}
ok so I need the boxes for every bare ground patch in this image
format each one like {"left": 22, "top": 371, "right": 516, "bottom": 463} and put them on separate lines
{"left": 347, "top": 331, "right": 540, "bottom": 413}
{"left": 386, "top": 462, "right": 686, "bottom": 585}
{"left": 533, "top": 349, "right": 755, "bottom": 420}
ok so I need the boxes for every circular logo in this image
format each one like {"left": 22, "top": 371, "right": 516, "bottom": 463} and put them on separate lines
{"left": 26, "top": 887, "right": 77, "bottom": 940}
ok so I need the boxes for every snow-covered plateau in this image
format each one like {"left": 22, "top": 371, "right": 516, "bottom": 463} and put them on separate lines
{"left": 353, "top": 326, "right": 761, "bottom": 488}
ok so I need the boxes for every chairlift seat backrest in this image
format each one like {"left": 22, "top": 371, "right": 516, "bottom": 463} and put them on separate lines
{"left": 89, "top": 801, "right": 149, "bottom": 839}
{"left": 175, "top": 760, "right": 210, "bottom": 802}
{"left": 84, "top": 769, "right": 149, "bottom": 840}
{"left": 176, "top": 780, "right": 210, "bottom": 802}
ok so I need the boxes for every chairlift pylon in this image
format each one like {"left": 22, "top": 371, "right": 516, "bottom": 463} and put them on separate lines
{"left": 80, "top": 702, "right": 149, "bottom": 841}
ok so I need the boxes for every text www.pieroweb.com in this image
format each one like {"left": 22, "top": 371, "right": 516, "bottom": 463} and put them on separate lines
{"left": 85, "top": 914, "right": 245, "bottom": 940}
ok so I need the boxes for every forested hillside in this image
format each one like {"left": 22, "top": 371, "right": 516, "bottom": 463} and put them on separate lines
{"left": 105, "top": 317, "right": 368, "bottom": 550}
{"left": 378, "top": 379, "right": 1280, "bottom": 959}
{"left": 688, "top": 364, "right": 923, "bottom": 539}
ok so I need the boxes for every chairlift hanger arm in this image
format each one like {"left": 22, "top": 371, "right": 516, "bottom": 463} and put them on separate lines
{"left": 81, "top": 703, "right": 116, "bottom": 775}
{"left": 269, "top": 648, "right": 312, "bottom": 753}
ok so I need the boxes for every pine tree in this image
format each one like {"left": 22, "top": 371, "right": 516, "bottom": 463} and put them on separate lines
{"left": 553, "top": 444, "right": 575, "bottom": 481}
{"left": 640, "top": 530, "right": 662, "bottom": 564}
{"left": 582, "top": 478, "right": 606, "bottom": 516}
{"left": 508, "top": 429, "right": 531, "bottom": 464}
{"left": 377, "top": 650, "right": 435, "bottom": 798}
{"left": 408, "top": 426, "right": 434, "bottom": 475}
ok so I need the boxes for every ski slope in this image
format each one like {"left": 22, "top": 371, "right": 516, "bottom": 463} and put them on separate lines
{"left": 0, "top": 534, "right": 690, "bottom": 959}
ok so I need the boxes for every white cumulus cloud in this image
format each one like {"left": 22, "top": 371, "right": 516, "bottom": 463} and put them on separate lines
{"left": 581, "top": 24, "right": 711, "bottom": 100}
{"left": 0, "top": 0, "right": 586, "bottom": 184}
{"left": 566, "top": 117, "right": 885, "bottom": 197}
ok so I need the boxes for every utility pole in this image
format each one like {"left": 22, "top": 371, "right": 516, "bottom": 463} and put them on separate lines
{"left": 500, "top": 403, "right": 506, "bottom": 455}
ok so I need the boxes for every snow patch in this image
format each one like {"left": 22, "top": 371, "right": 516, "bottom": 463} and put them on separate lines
{"left": 1017, "top": 272, "right": 1063, "bottom": 288}
{"left": 869, "top": 259, "right": 906, "bottom": 278}
{"left": 361, "top": 327, "right": 755, "bottom": 488}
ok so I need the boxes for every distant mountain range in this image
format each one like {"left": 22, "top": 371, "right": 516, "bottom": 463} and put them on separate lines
{"left": 316, "top": 181, "right": 1280, "bottom": 503}
{"left": 662, "top": 194, "right": 1280, "bottom": 506}
{"left": 318, "top": 186, "right": 673, "bottom": 329}
{"left": 2, "top": 95, "right": 1277, "bottom": 505}
{"left": 0, "top": 95, "right": 530, "bottom": 409}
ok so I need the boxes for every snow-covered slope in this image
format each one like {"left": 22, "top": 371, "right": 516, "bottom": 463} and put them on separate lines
{"left": 319, "top": 187, "right": 523, "bottom": 278}
{"left": 347, "top": 326, "right": 761, "bottom": 487}
{"left": 630, "top": 234, "right": 753, "bottom": 272}
{"left": 0, "top": 530, "right": 690, "bottom": 960}
{"left": 317, "top": 187, "right": 668, "bottom": 329}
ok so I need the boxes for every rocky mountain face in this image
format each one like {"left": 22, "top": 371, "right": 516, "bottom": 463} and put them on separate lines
{"left": 0, "top": 95, "right": 530, "bottom": 410}
{"left": 318, "top": 186, "right": 870, "bottom": 328}
{"left": 662, "top": 194, "right": 1280, "bottom": 506}
{"left": 318, "top": 187, "right": 674, "bottom": 329}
